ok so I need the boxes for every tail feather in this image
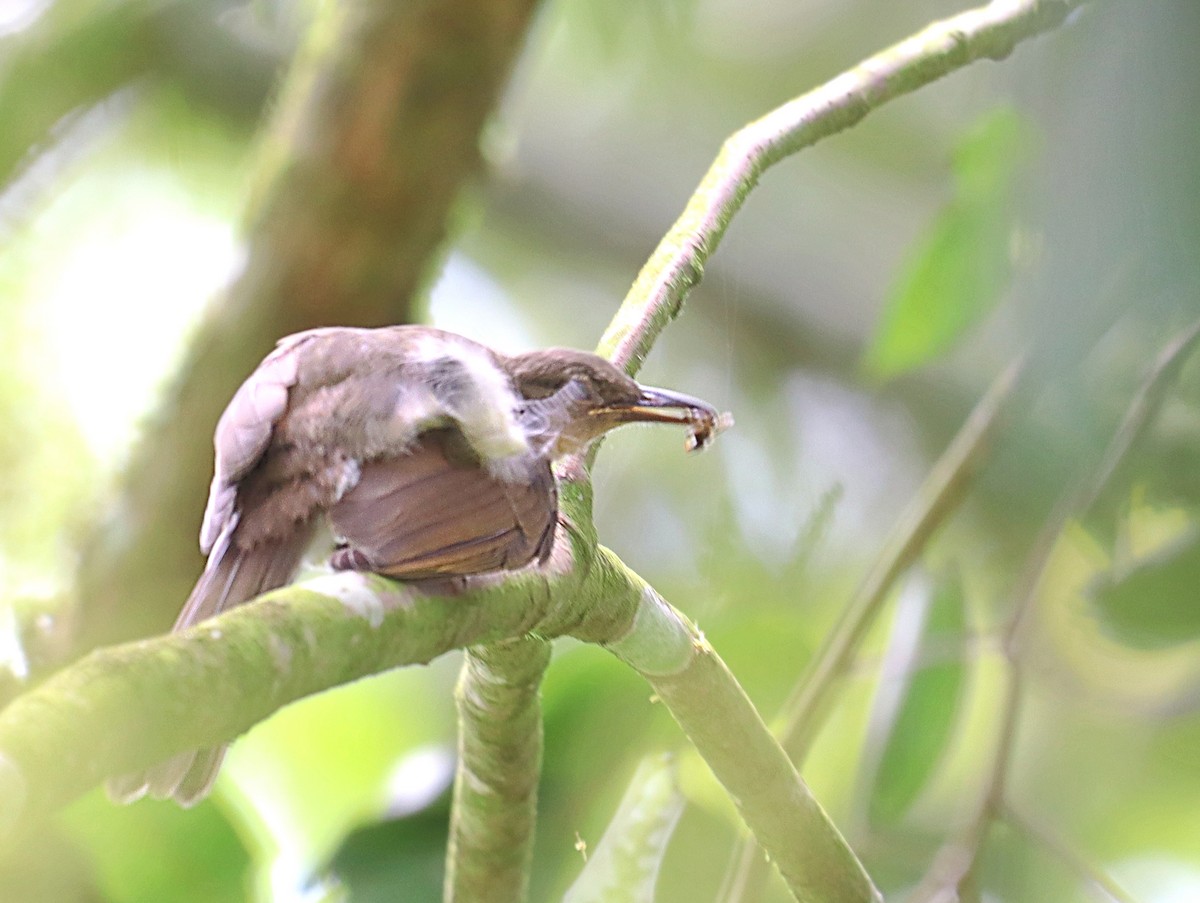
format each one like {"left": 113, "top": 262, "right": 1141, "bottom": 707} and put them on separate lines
{"left": 106, "top": 525, "right": 312, "bottom": 806}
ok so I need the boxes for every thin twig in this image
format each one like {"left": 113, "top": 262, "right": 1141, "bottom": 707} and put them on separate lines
{"left": 719, "top": 356, "right": 1026, "bottom": 903}
{"left": 1003, "top": 804, "right": 1140, "bottom": 903}
{"left": 781, "top": 358, "right": 1026, "bottom": 760}
{"left": 909, "top": 316, "right": 1200, "bottom": 902}
{"left": 1074, "top": 318, "right": 1200, "bottom": 515}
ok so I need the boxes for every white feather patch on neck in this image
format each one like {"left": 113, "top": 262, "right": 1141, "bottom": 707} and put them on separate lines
{"left": 408, "top": 335, "right": 530, "bottom": 462}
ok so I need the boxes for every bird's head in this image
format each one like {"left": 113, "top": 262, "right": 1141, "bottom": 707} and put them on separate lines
{"left": 507, "top": 348, "right": 730, "bottom": 458}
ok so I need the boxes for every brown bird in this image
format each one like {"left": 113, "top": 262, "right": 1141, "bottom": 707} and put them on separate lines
{"left": 107, "top": 325, "right": 728, "bottom": 806}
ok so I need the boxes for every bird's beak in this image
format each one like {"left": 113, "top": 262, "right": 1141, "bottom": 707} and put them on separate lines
{"left": 588, "top": 385, "right": 732, "bottom": 451}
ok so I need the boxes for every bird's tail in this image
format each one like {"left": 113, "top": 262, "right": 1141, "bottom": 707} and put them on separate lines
{"left": 106, "top": 526, "right": 311, "bottom": 807}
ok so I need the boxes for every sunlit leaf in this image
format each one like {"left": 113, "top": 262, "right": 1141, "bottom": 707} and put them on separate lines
{"left": 864, "top": 107, "right": 1034, "bottom": 378}
{"left": 563, "top": 754, "right": 685, "bottom": 903}
{"left": 1088, "top": 526, "right": 1200, "bottom": 649}
{"left": 868, "top": 572, "right": 967, "bottom": 825}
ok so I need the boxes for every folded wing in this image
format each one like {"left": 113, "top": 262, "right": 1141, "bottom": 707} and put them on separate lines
{"left": 328, "top": 428, "right": 557, "bottom": 580}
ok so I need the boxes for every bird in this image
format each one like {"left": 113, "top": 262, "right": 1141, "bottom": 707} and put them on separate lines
{"left": 107, "top": 324, "right": 729, "bottom": 806}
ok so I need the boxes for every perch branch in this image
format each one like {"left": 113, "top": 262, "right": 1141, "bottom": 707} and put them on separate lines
{"left": 0, "top": 498, "right": 881, "bottom": 902}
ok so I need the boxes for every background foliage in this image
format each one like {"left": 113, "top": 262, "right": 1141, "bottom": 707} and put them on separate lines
{"left": 2, "top": 0, "right": 1198, "bottom": 901}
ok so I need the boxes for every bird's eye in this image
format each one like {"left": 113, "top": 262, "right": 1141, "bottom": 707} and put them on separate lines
{"left": 517, "top": 378, "right": 591, "bottom": 424}
{"left": 518, "top": 379, "right": 564, "bottom": 401}
{"left": 519, "top": 373, "right": 591, "bottom": 402}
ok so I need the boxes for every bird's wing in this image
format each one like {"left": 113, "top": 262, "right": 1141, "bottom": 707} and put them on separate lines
{"left": 327, "top": 429, "right": 557, "bottom": 580}
{"left": 199, "top": 332, "right": 319, "bottom": 554}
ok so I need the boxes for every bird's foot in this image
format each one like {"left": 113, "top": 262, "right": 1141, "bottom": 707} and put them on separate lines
{"left": 330, "top": 545, "right": 373, "bottom": 572}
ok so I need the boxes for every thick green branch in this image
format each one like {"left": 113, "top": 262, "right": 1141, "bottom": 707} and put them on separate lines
{"left": 445, "top": 636, "right": 551, "bottom": 903}
{"left": 598, "top": 558, "right": 880, "bottom": 903}
{"left": 596, "top": 0, "right": 1086, "bottom": 377}
{"left": 0, "top": 570, "right": 550, "bottom": 834}
{"left": 0, "top": 475, "right": 591, "bottom": 828}
{"left": 0, "top": 480, "right": 643, "bottom": 836}
{"left": 0, "top": 529, "right": 879, "bottom": 903}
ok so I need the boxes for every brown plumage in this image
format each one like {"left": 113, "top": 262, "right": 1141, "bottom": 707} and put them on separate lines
{"left": 107, "top": 325, "right": 727, "bottom": 806}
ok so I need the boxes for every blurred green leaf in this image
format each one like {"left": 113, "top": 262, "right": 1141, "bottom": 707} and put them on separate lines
{"left": 60, "top": 790, "right": 250, "bottom": 903}
{"left": 562, "top": 754, "right": 685, "bottom": 903}
{"left": 1088, "top": 525, "right": 1200, "bottom": 649}
{"left": 554, "top": 0, "right": 697, "bottom": 67}
{"left": 868, "top": 572, "right": 967, "bottom": 825}
{"left": 321, "top": 794, "right": 450, "bottom": 903}
{"left": 864, "top": 107, "right": 1034, "bottom": 378}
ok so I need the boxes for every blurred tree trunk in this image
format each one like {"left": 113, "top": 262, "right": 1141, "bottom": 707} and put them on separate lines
{"left": 72, "top": 0, "right": 543, "bottom": 650}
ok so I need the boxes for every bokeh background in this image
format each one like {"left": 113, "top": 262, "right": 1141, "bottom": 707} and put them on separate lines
{"left": 2, "top": 0, "right": 1199, "bottom": 900}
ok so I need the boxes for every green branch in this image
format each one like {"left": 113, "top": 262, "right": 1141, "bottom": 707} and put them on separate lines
{"left": 599, "top": 554, "right": 880, "bottom": 903}
{"left": 596, "top": 0, "right": 1086, "bottom": 378}
{"left": 0, "top": 509, "right": 880, "bottom": 901}
{"left": 719, "top": 357, "right": 1025, "bottom": 903}
{"left": 0, "top": 479, "right": 614, "bottom": 833}
{"left": 445, "top": 636, "right": 551, "bottom": 903}
{"left": 562, "top": 754, "right": 685, "bottom": 902}
{"left": 0, "top": 567, "right": 557, "bottom": 835}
